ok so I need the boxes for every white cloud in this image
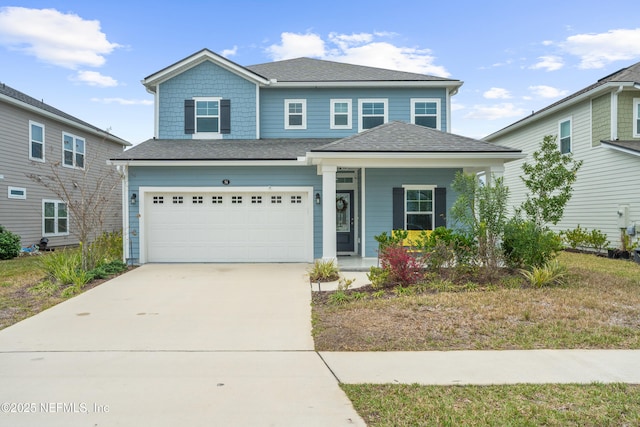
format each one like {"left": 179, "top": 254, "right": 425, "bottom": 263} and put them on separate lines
{"left": 483, "top": 87, "right": 511, "bottom": 99}
{"left": 91, "top": 97, "right": 153, "bottom": 106}
{"left": 0, "top": 7, "right": 120, "bottom": 69}
{"left": 528, "top": 85, "right": 568, "bottom": 98}
{"left": 560, "top": 28, "right": 640, "bottom": 69}
{"left": 265, "top": 31, "right": 450, "bottom": 77}
{"left": 530, "top": 55, "right": 564, "bottom": 71}
{"left": 464, "top": 103, "right": 527, "bottom": 120}
{"left": 74, "top": 70, "right": 117, "bottom": 87}
{"left": 221, "top": 46, "right": 238, "bottom": 57}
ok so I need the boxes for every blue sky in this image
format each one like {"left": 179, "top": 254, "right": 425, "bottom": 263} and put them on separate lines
{"left": 2, "top": 1, "right": 640, "bottom": 145}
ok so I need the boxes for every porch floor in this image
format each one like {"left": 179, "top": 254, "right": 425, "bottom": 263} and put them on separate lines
{"left": 337, "top": 256, "right": 378, "bottom": 271}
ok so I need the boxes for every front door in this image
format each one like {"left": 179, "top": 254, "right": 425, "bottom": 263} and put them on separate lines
{"left": 336, "top": 190, "right": 354, "bottom": 252}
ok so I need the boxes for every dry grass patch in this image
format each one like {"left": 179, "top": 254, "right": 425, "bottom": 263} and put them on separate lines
{"left": 313, "top": 252, "right": 640, "bottom": 351}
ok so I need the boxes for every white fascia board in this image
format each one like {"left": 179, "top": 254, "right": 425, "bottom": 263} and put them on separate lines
{"left": 267, "top": 80, "right": 463, "bottom": 89}
{"left": 306, "top": 152, "right": 525, "bottom": 168}
{"left": 485, "top": 81, "right": 637, "bottom": 141}
{"left": 0, "top": 93, "right": 131, "bottom": 147}
{"left": 143, "top": 51, "right": 270, "bottom": 92}
{"left": 306, "top": 151, "right": 525, "bottom": 160}
{"left": 601, "top": 143, "right": 640, "bottom": 157}
{"left": 108, "top": 159, "right": 306, "bottom": 167}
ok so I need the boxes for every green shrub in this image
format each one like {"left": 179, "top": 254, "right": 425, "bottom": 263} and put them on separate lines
{"left": 587, "top": 229, "right": 609, "bottom": 254}
{"left": 308, "top": 259, "right": 340, "bottom": 282}
{"left": 374, "top": 229, "right": 408, "bottom": 251}
{"left": 502, "top": 217, "right": 563, "bottom": 269}
{"left": 328, "top": 290, "right": 350, "bottom": 305}
{"left": 39, "top": 249, "right": 83, "bottom": 285}
{"left": 86, "top": 231, "right": 123, "bottom": 270}
{"left": 367, "top": 266, "right": 390, "bottom": 289}
{"left": 561, "top": 225, "right": 589, "bottom": 249}
{"left": 0, "top": 225, "right": 21, "bottom": 260}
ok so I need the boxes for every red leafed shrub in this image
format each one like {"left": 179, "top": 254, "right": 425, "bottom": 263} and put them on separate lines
{"left": 380, "top": 245, "right": 424, "bottom": 286}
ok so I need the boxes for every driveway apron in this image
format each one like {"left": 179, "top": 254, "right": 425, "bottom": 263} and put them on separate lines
{"left": 0, "top": 264, "right": 365, "bottom": 426}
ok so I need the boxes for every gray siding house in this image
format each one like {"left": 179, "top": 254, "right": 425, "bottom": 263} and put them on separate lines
{"left": 485, "top": 62, "right": 640, "bottom": 249}
{"left": 0, "top": 83, "right": 130, "bottom": 248}
{"left": 110, "top": 49, "right": 523, "bottom": 264}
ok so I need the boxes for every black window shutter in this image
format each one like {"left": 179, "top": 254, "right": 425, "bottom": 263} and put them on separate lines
{"left": 220, "top": 99, "right": 231, "bottom": 134}
{"left": 392, "top": 187, "right": 405, "bottom": 230}
{"left": 434, "top": 187, "right": 447, "bottom": 228}
{"left": 184, "top": 100, "right": 195, "bottom": 134}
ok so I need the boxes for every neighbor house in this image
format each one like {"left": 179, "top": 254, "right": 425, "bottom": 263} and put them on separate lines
{"left": 0, "top": 82, "right": 130, "bottom": 248}
{"left": 485, "top": 62, "right": 640, "bottom": 249}
{"left": 110, "top": 49, "right": 523, "bottom": 264}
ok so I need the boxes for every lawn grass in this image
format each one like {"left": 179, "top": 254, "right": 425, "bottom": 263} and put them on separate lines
{"left": 313, "top": 252, "right": 640, "bottom": 351}
{"left": 342, "top": 383, "right": 640, "bottom": 426}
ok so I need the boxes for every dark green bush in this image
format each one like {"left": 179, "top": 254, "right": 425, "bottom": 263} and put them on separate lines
{"left": 502, "top": 218, "right": 563, "bottom": 269}
{"left": 416, "top": 227, "right": 476, "bottom": 268}
{"left": 0, "top": 225, "right": 21, "bottom": 260}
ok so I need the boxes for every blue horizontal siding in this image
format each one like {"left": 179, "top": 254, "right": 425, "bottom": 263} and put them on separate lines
{"left": 260, "top": 87, "right": 448, "bottom": 138}
{"left": 158, "top": 61, "right": 257, "bottom": 139}
{"left": 364, "top": 168, "right": 460, "bottom": 257}
{"left": 128, "top": 165, "right": 323, "bottom": 261}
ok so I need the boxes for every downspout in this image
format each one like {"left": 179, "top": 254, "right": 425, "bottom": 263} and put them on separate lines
{"left": 445, "top": 87, "right": 451, "bottom": 132}
{"left": 611, "top": 85, "right": 623, "bottom": 140}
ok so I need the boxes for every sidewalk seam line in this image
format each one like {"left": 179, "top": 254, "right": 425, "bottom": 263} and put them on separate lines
{"left": 316, "top": 351, "right": 342, "bottom": 384}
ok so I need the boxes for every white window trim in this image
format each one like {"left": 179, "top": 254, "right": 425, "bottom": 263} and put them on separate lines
{"left": 358, "top": 98, "right": 388, "bottom": 132}
{"left": 42, "top": 199, "right": 69, "bottom": 237}
{"left": 633, "top": 98, "right": 640, "bottom": 138}
{"left": 284, "top": 99, "right": 307, "bottom": 130}
{"left": 411, "top": 98, "right": 441, "bottom": 130}
{"left": 330, "top": 99, "right": 352, "bottom": 130}
{"left": 29, "top": 120, "right": 45, "bottom": 162}
{"left": 558, "top": 117, "right": 572, "bottom": 154}
{"left": 193, "top": 96, "right": 222, "bottom": 140}
{"left": 8, "top": 186, "right": 26, "bottom": 200}
{"left": 402, "top": 185, "right": 436, "bottom": 230}
{"left": 62, "top": 132, "right": 86, "bottom": 170}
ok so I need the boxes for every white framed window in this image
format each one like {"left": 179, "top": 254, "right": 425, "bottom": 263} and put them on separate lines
{"left": 43, "top": 200, "right": 68, "bottom": 236}
{"left": 284, "top": 99, "right": 307, "bottom": 129}
{"left": 62, "top": 132, "right": 85, "bottom": 169}
{"left": 8, "top": 187, "right": 26, "bottom": 200}
{"left": 559, "top": 118, "right": 572, "bottom": 154}
{"left": 29, "top": 121, "right": 45, "bottom": 162}
{"left": 403, "top": 185, "right": 435, "bottom": 231}
{"left": 634, "top": 98, "right": 640, "bottom": 138}
{"left": 330, "top": 99, "right": 352, "bottom": 129}
{"left": 411, "top": 98, "right": 440, "bottom": 129}
{"left": 195, "top": 97, "right": 220, "bottom": 134}
{"left": 358, "top": 99, "right": 388, "bottom": 132}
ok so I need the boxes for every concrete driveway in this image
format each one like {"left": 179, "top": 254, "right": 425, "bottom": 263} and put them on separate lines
{"left": 0, "top": 264, "right": 365, "bottom": 426}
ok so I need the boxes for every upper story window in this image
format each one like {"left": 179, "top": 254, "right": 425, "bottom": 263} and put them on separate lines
{"left": 404, "top": 186, "right": 435, "bottom": 231}
{"left": 62, "top": 132, "right": 85, "bottom": 169}
{"left": 196, "top": 99, "right": 219, "bottom": 133}
{"left": 358, "top": 99, "right": 388, "bottom": 132}
{"left": 411, "top": 99, "right": 440, "bottom": 129}
{"left": 559, "top": 118, "right": 572, "bottom": 154}
{"left": 634, "top": 98, "right": 640, "bottom": 138}
{"left": 29, "top": 121, "right": 45, "bottom": 162}
{"left": 184, "top": 98, "right": 230, "bottom": 138}
{"left": 43, "top": 200, "right": 68, "bottom": 236}
{"left": 330, "top": 99, "right": 352, "bottom": 129}
{"left": 285, "top": 99, "right": 307, "bottom": 130}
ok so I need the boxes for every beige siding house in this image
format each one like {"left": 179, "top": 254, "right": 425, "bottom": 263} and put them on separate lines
{"left": 0, "top": 83, "right": 130, "bottom": 248}
{"left": 485, "top": 62, "right": 640, "bottom": 250}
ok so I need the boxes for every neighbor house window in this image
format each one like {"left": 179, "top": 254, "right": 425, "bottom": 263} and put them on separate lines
{"left": 43, "top": 200, "right": 68, "bottom": 236}
{"left": 8, "top": 187, "right": 26, "bottom": 200}
{"left": 62, "top": 132, "right": 85, "bottom": 169}
{"left": 330, "top": 99, "right": 352, "bottom": 129}
{"left": 559, "top": 118, "right": 572, "bottom": 154}
{"left": 196, "top": 99, "right": 220, "bottom": 133}
{"left": 358, "top": 99, "right": 388, "bottom": 132}
{"left": 284, "top": 99, "right": 306, "bottom": 129}
{"left": 411, "top": 99, "right": 440, "bottom": 129}
{"left": 29, "top": 121, "right": 45, "bottom": 162}
{"left": 404, "top": 186, "right": 434, "bottom": 230}
{"left": 634, "top": 98, "right": 640, "bottom": 138}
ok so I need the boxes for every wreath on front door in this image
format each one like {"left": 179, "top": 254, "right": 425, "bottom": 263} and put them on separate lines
{"left": 336, "top": 196, "right": 348, "bottom": 212}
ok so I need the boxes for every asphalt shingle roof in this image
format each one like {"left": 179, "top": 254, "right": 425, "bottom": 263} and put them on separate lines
{"left": 0, "top": 82, "right": 129, "bottom": 146}
{"left": 246, "top": 57, "right": 457, "bottom": 83}
{"left": 313, "top": 121, "right": 521, "bottom": 153}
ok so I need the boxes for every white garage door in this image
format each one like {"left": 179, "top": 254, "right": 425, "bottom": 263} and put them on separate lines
{"left": 143, "top": 190, "right": 313, "bottom": 263}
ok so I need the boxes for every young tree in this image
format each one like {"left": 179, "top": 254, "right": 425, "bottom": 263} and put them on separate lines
{"left": 520, "top": 135, "right": 583, "bottom": 228}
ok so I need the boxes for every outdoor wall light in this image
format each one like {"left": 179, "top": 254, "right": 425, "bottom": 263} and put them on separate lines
{"left": 315, "top": 193, "right": 321, "bottom": 204}
{"left": 130, "top": 193, "right": 137, "bottom": 205}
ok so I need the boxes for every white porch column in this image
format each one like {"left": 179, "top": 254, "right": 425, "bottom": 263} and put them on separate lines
{"left": 321, "top": 165, "right": 337, "bottom": 261}
{"left": 484, "top": 165, "right": 505, "bottom": 186}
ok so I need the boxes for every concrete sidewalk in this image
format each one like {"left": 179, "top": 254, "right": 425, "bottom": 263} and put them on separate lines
{"left": 320, "top": 349, "right": 640, "bottom": 385}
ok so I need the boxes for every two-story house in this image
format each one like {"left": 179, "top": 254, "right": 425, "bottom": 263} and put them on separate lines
{"left": 0, "top": 83, "right": 130, "bottom": 249}
{"left": 485, "top": 62, "right": 640, "bottom": 249}
{"left": 110, "top": 49, "right": 523, "bottom": 264}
